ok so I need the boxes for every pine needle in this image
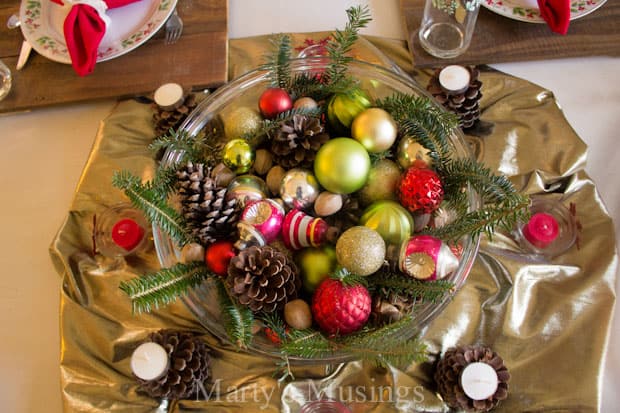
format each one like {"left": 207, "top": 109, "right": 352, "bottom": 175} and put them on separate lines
{"left": 367, "top": 270, "right": 455, "bottom": 304}
{"left": 260, "top": 34, "right": 293, "bottom": 88}
{"left": 119, "top": 262, "right": 209, "bottom": 313}
{"left": 215, "top": 278, "right": 254, "bottom": 349}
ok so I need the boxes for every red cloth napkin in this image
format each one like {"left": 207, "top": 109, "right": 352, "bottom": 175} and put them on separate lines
{"left": 50, "top": 0, "right": 141, "bottom": 76}
{"left": 537, "top": 0, "right": 571, "bottom": 35}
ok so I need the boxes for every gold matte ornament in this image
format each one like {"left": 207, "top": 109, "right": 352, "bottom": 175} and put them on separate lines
{"left": 351, "top": 108, "right": 398, "bottom": 153}
{"left": 397, "top": 136, "right": 433, "bottom": 169}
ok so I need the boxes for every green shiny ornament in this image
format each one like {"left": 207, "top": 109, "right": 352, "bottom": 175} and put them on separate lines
{"left": 327, "top": 89, "right": 371, "bottom": 134}
{"left": 351, "top": 108, "right": 398, "bottom": 153}
{"left": 297, "top": 246, "right": 337, "bottom": 293}
{"left": 336, "top": 226, "right": 386, "bottom": 276}
{"left": 222, "top": 138, "right": 254, "bottom": 174}
{"left": 223, "top": 107, "right": 262, "bottom": 140}
{"left": 358, "top": 159, "right": 401, "bottom": 206}
{"left": 314, "top": 138, "right": 371, "bottom": 194}
{"left": 397, "top": 136, "right": 433, "bottom": 169}
{"left": 360, "top": 200, "right": 415, "bottom": 246}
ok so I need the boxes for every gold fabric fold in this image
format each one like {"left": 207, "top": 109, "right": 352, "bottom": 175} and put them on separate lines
{"left": 50, "top": 34, "right": 617, "bottom": 412}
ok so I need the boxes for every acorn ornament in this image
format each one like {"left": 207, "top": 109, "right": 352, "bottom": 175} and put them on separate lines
{"left": 311, "top": 277, "right": 371, "bottom": 335}
{"left": 398, "top": 166, "right": 444, "bottom": 214}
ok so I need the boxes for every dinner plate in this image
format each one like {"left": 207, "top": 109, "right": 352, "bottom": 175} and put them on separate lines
{"left": 19, "top": 0, "right": 177, "bottom": 64}
{"left": 481, "top": 0, "right": 607, "bottom": 23}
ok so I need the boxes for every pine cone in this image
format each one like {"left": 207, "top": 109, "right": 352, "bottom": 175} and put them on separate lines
{"left": 176, "top": 162, "right": 239, "bottom": 245}
{"left": 153, "top": 94, "right": 198, "bottom": 137}
{"left": 271, "top": 114, "right": 329, "bottom": 169}
{"left": 370, "top": 289, "right": 416, "bottom": 325}
{"left": 435, "top": 345, "right": 510, "bottom": 412}
{"left": 227, "top": 245, "right": 300, "bottom": 312}
{"left": 427, "top": 66, "right": 482, "bottom": 130}
{"left": 137, "top": 329, "right": 210, "bottom": 400}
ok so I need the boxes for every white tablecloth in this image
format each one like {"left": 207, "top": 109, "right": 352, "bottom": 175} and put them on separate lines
{"left": 0, "top": 0, "right": 617, "bottom": 411}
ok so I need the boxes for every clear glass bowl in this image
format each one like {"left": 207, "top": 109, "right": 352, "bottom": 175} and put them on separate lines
{"left": 153, "top": 58, "right": 481, "bottom": 363}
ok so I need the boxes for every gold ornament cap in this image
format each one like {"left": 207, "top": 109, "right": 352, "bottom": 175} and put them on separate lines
{"left": 403, "top": 252, "right": 435, "bottom": 280}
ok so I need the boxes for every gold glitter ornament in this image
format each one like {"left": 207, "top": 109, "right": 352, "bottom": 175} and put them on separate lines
{"left": 223, "top": 107, "right": 262, "bottom": 139}
{"left": 351, "top": 108, "right": 398, "bottom": 153}
{"left": 397, "top": 136, "right": 433, "bottom": 169}
{"left": 222, "top": 138, "right": 255, "bottom": 174}
{"left": 336, "top": 226, "right": 386, "bottom": 276}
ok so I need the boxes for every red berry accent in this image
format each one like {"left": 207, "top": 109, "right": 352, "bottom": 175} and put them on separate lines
{"left": 111, "top": 218, "right": 144, "bottom": 251}
{"left": 264, "top": 327, "right": 284, "bottom": 345}
{"left": 258, "top": 88, "right": 293, "bottom": 119}
{"left": 205, "top": 240, "right": 236, "bottom": 276}
{"left": 398, "top": 167, "right": 444, "bottom": 214}
{"left": 311, "top": 278, "right": 371, "bottom": 336}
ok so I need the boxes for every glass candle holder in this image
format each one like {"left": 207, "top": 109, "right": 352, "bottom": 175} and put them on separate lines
{"left": 95, "top": 203, "right": 151, "bottom": 257}
{"left": 0, "top": 59, "right": 12, "bottom": 101}
{"left": 418, "top": 0, "right": 481, "bottom": 59}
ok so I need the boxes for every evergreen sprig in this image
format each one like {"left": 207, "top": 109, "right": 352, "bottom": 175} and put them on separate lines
{"left": 367, "top": 270, "right": 455, "bottom": 304}
{"left": 215, "top": 277, "right": 254, "bottom": 349}
{"left": 261, "top": 34, "right": 293, "bottom": 88}
{"left": 119, "top": 262, "right": 210, "bottom": 313}
{"left": 149, "top": 128, "right": 212, "bottom": 165}
{"left": 330, "top": 267, "right": 368, "bottom": 288}
{"left": 112, "top": 170, "right": 192, "bottom": 246}
{"left": 325, "top": 5, "right": 371, "bottom": 87}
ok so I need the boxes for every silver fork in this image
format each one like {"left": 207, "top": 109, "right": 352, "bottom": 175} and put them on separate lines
{"left": 164, "top": 9, "right": 183, "bottom": 44}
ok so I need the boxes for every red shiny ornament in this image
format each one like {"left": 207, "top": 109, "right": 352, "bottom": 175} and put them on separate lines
{"left": 111, "top": 218, "right": 144, "bottom": 251}
{"left": 258, "top": 88, "right": 293, "bottom": 119}
{"left": 398, "top": 167, "right": 444, "bottom": 214}
{"left": 205, "top": 240, "right": 236, "bottom": 276}
{"left": 311, "top": 278, "right": 371, "bottom": 336}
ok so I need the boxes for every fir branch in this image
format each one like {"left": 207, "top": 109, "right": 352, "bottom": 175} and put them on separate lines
{"left": 112, "top": 170, "right": 192, "bottom": 246}
{"left": 119, "top": 262, "right": 209, "bottom": 313}
{"left": 149, "top": 129, "right": 203, "bottom": 163}
{"left": 260, "top": 34, "right": 292, "bottom": 88}
{"left": 330, "top": 267, "right": 368, "bottom": 288}
{"left": 288, "top": 73, "right": 331, "bottom": 101}
{"left": 150, "top": 166, "right": 178, "bottom": 202}
{"left": 325, "top": 6, "right": 371, "bottom": 87}
{"left": 215, "top": 277, "right": 254, "bottom": 349}
{"left": 367, "top": 270, "right": 455, "bottom": 304}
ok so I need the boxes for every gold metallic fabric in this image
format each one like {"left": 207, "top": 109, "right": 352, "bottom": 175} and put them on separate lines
{"left": 50, "top": 34, "right": 617, "bottom": 412}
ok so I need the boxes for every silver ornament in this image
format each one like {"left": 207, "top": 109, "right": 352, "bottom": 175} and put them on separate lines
{"left": 279, "top": 168, "right": 320, "bottom": 210}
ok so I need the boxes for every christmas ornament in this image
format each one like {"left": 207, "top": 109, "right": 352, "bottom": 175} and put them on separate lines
{"left": 351, "top": 108, "right": 398, "bottom": 153}
{"left": 284, "top": 299, "right": 313, "bottom": 330}
{"left": 427, "top": 66, "right": 483, "bottom": 130}
{"left": 279, "top": 168, "right": 321, "bottom": 210}
{"left": 227, "top": 245, "right": 300, "bottom": 312}
{"left": 205, "top": 240, "right": 235, "bottom": 276}
{"left": 153, "top": 93, "right": 198, "bottom": 137}
{"left": 314, "top": 191, "right": 343, "bottom": 217}
{"left": 235, "top": 221, "right": 267, "bottom": 251}
{"left": 252, "top": 149, "right": 273, "bottom": 176}
{"left": 435, "top": 345, "right": 510, "bottom": 412}
{"left": 335, "top": 226, "right": 386, "bottom": 276}
{"left": 176, "top": 162, "right": 239, "bottom": 245}
{"left": 327, "top": 89, "right": 371, "bottom": 134}
{"left": 395, "top": 235, "right": 458, "bottom": 280}
{"left": 222, "top": 138, "right": 255, "bottom": 174}
{"left": 223, "top": 106, "right": 262, "bottom": 139}
{"left": 311, "top": 278, "right": 371, "bottom": 335}
{"left": 180, "top": 242, "right": 206, "bottom": 263}
{"left": 259, "top": 87, "right": 293, "bottom": 119}
{"left": 134, "top": 329, "right": 210, "bottom": 400}
{"left": 266, "top": 165, "right": 287, "bottom": 195}
{"left": 293, "top": 96, "right": 318, "bottom": 110}
{"left": 398, "top": 166, "right": 444, "bottom": 214}
{"left": 360, "top": 200, "right": 414, "bottom": 246}
{"left": 296, "top": 246, "right": 337, "bottom": 292}
{"left": 271, "top": 114, "right": 329, "bottom": 169}
{"left": 357, "top": 158, "right": 401, "bottom": 206}
{"left": 314, "top": 138, "right": 371, "bottom": 194}
{"left": 239, "top": 198, "right": 285, "bottom": 243}
{"left": 282, "top": 209, "right": 339, "bottom": 250}
{"left": 396, "top": 136, "right": 433, "bottom": 169}
{"left": 226, "top": 174, "right": 269, "bottom": 207}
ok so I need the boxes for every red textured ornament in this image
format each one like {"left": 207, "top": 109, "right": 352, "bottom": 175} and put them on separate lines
{"left": 258, "top": 88, "right": 293, "bottom": 119}
{"left": 205, "top": 240, "right": 236, "bottom": 276}
{"left": 311, "top": 278, "right": 371, "bottom": 335}
{"left": 398, "top": 167, "right": 444, "bottom": 214}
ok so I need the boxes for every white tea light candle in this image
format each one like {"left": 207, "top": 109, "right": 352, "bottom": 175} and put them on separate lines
{"left": 460, "top": 362, "right": 499, "bottom": 400}
{"left": 130, "top": 342, "right": 169, "bottom": 381}
{"left": 438, "top": 65, "right": 471, "bottom": 94}
{"left": 154, "top": 83, "right": 184, "bottom": 110}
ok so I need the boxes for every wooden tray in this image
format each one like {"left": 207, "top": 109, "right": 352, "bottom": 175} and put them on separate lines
{"left": 0, "top": 0, "right": 228, "bottom": 113}
{"left": 400, "top": 0, "right": 620, "bottom": 67}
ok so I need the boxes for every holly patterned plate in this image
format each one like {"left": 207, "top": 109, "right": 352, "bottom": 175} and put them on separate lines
{"left": 19, "top": 0, "right": 177, "bottom": 65}
{"left": 482, "top": 0, "right": 607, "bottom": 23}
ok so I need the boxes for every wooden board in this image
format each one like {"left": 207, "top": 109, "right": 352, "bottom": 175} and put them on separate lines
{"left": 400, "top": 0, "right": 620, "bottom": 67}
{"left": 0, "top": 0, "right": 228, "bottom": 113}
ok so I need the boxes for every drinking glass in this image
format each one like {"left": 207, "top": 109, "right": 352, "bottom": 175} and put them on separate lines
{"left": 0, "top": 59, "right": 12, "bottom": 101}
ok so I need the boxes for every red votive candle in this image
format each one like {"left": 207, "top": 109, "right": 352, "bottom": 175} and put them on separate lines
{"left": 111, "top": 218, "right": 145, "bottom": 251}
{"left": 522, "top": 212, "right": 559, "bottom": 249}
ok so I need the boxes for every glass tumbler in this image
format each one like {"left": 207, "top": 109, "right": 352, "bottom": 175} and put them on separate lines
{"left": 0, "top": 59, "right": 12, "bottom": 101}
{"left": 418, "top": 0, "right": 481, "bottom": 59}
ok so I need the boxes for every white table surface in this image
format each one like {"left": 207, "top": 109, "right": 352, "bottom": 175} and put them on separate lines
{"left": 0, "top": 0, "right": 618, "bottom": 411}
